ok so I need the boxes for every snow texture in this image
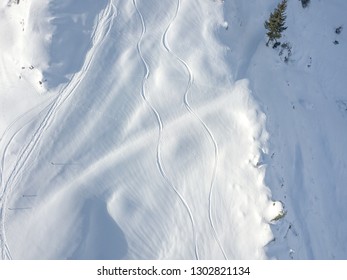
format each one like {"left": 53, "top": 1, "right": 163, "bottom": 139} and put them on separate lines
{"left": 0, "top": 0, "right": 346, "bottom": 260}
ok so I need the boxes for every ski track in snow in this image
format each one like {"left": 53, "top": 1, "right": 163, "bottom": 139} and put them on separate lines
{"left": 0, "top": 0, "right": 117, "bottom": 260}
{"left": 133, "top": 0, "right": 199, "bottom": 260}
{"left": 0, "top": 97, "right": 57, "bottom": 190}
{"left": 161, "top": 0, "right": 228, "bottom": 260}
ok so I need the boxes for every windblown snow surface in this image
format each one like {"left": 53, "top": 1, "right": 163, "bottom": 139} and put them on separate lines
{"left": 0, "top": 0, "right": 346, "bottom": 260}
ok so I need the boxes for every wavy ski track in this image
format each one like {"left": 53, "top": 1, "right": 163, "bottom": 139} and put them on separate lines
{"left": 133, "top": 0, "right": 199, "bottom": 260}
{"left": 0, "top": 1, "right": 117, "bottom": 260}
{"left": 162, "top": 0, "right": 228, "bottom": 259}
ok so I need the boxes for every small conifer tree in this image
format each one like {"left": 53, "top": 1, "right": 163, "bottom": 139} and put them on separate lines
{"left": 264, "top": 0, "right": 288, "bottom": 47}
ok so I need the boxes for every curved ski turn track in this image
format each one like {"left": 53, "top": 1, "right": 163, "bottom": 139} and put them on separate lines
{"left": 133, "top": 0, "right": 199, "bottom": 260}
{"left": 161, "top": 0, "right": 227, "bottom": 260}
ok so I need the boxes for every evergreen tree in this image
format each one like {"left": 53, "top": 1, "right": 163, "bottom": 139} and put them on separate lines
{"left": 264, "top": 0, "right": 288, "bottom": 46}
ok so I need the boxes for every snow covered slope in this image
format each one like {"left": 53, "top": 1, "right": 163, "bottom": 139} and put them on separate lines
{"left": 0, "top": 0, "right": 346, "bottom": 260}
{"left": 220, "top": 0, "right": 347, "bottom": 259}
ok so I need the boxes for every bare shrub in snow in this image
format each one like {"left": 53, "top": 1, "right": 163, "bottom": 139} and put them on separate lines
{"left": 279, "top": 42, "right": 292, "bottom": 63}
{"left": 7, "top": 0, "right": 19, "bottom": 5}
{"left": 300, "top": 0, "right": 310, "bottom": 8}
{"left": 335, "top": 26, "right": 343, "bottom": 35}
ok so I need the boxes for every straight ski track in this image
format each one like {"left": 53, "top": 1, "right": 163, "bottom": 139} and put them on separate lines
{"left": 0, "top": 0, "right": 117, "bottom": 260}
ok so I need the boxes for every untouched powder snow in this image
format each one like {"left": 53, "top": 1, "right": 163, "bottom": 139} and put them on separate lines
{"left": 1, "top": 0, "right": 346, "bottom": 260}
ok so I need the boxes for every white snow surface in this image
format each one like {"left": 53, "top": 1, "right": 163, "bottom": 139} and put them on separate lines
{"left": 219, "top": 0, "right": 347, "bottom": 259}
{"left": 0, "top": 0, "right": 346, "bottom": 260}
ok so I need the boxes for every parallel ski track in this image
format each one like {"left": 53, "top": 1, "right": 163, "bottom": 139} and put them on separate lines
{"left": 0, "top": 0, "right": 117, "bottom": 260}
{"left": 133, "top": 0, "right": 199, "bottom": 260}
{"left": 0, "top": 96, "right": 57, "bottom": 192}
{"left": 162, "top": 0, "right": 228, "bottom": 260}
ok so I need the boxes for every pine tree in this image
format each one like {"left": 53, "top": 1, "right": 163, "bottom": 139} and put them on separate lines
{"left": 264, "top": 0, "right": 288, "bottom": 47}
